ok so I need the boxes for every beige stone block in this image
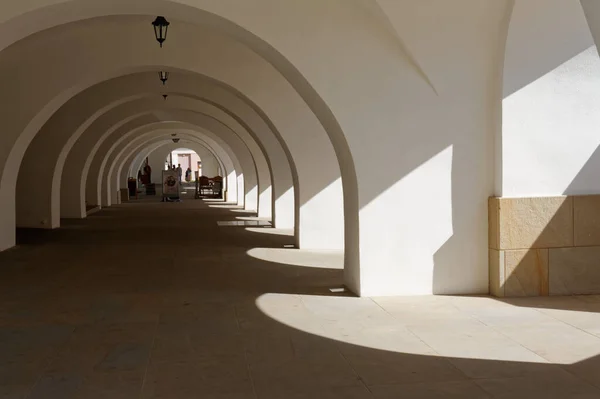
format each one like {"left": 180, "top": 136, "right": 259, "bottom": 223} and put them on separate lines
{"left": 489, "top": 249, "right": 504, "bottom": 297}
{"left": 498, "top": 196, "right": 573, "bottom": 250}
{"left": 550, "top": 247, "right": 600, "bottom": 295}
{"left": 504, "top": 249, "right": 549, "bottom": 297}
{"left": 574, "top": 195, "right": 600, "bottom": 247}
{"left": 488, "top": 198, "right": 500, "bottom": 250}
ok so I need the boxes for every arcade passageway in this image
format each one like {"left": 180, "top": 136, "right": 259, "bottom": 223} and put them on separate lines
{"left": 5, "top": 1, "right": 600, "bottom": 398}
{"left": 2, "top": 197, "right": 600, "bottom": 398}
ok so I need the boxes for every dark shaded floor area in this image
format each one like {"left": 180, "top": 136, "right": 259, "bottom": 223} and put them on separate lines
{"left": 2, "top": 195, "right": 600, "bottom": 398}
{"left": 0, "top": 196, "right": 347, "bottom": 399}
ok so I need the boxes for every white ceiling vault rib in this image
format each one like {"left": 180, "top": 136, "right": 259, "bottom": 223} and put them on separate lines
{"left": 372, "top": 0, "right": 438, "bottom": 95}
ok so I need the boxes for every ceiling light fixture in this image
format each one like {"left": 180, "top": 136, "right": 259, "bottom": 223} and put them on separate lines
{"left": 152, "top": 16, "right": 170, "bottom": 48}
{"left": 159, "top": 71, "right": 169, "bottom": 85}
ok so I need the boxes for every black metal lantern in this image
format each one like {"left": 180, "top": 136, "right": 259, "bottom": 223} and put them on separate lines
{"left": 172, "top": 138, "right": 180, "bottom": 144}
{"left": 152, "top": 16, "right": 170, "bottom": 48}
{"left": 158, "top": 71, "right": 169, "bottom": 85}
{"left": 162, "top": 94, "right": 168, "bottom": 101}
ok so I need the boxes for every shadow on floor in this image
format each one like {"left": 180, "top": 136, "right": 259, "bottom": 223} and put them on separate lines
{"left": 1, "top": 195, "right": 600, "bottom": 398}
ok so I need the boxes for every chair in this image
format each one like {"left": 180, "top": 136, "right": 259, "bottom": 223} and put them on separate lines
{"left": 212, "top": 176, "right": 223, "bottom": 198}
{"left": 199, "top": 176, "right": 211, "bottom": 196}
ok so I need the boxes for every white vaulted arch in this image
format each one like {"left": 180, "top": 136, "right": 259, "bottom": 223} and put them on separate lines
{"left": 17, "top": 89, "right": 276, "bottom": 229}
{"left": 137, "top": 141, "right": 226, "bottom": 188}
{"left": 0, "top": 8, "right": 357, "bottom": 288}
{"left": 0, "top": 0, "right": 509, "bottom": 296}
{"left": 119, "top": 135, "right": 237, "bottom": 204}
{"left": 93, "top": 119, "right": 252, "bottom": 212}
{"left": 129, "top": 129, "right": 243, "bottom": 207}
{"left": 4, "top": 18, "right": 348, "bottom": 255}
{"left": 129, "top": 140, "right": 227, "bottom": 191}
{"left": 111, "top": 130, "right": 237, "bottom": 205}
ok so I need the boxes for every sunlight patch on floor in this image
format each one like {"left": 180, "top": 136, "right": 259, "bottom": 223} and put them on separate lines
{"left": 256, "top": 293, "right": 600, "bottom": 366}
{"left": 244, "top": 227, "right": 293, "bottom": 236}
{"left": 246, "top": 247, "right": 343, "bottom": 269}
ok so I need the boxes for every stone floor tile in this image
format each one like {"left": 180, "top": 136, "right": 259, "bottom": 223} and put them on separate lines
{"left": 370, "top": 380, "right": 492, "bottom": 399}
{"left": 42, "top": 323, "right": 155, "bottom": 378}
{"left": 257, "top": 384, "right": 374, "bottom": 399}
{"left": 0, "top": 385, "right": 31, "bottom": 399}
{"left": 448, "top": 357, "right": 559, "bottom": 380}
{"left": 344, "top": 352, "right": 468, "bottom": 386}
{"left": 493, "top": 321, "right": 600, "bottom": 363}
{"left": 28, "top": 372, "right": 83, "bottom": 399}
{"left": 0, "top": 325, "right": 73, "bottom": 386}
{"left": 475, "top": 368, "right": 600, "bottom": 399}
{"left": 561, "top": 354, "right": 600, "bottom": 389}
{"left": 148, "top": 325, "right": 193, "bottom": 363}
{"left": 332, "top": 327, "right": 437, "bottom": 358}
{"left": 72, "top": 371, "right": 144, "bottom": 399}
{"left": 456, "top": 299, "right": 557, "bottom": 328}
{"left": 249, "top": 356, "right": 361, "bottom": 395}
{"left": 534, "top": 307, "right": 600, "bottom": 337}
{"left": 141, "top": 358, "right": 255, "bottom": 399}
{"left": 301, "top": 296, "right": 393, "bottom": 328}
{"left": 94, "top": 342, "right": 151, "bottom": 372}
{"left": 0, "top": 359, "right": 52, "bottom": 386}
{"left": 408, "top": 322, "right": 550, "bottom": 378}
{"left": 374, "top": 295, "right": 478, "bottom": 328}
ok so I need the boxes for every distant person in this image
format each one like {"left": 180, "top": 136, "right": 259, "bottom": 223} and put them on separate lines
{"left": 143, "top": 163, "right": 152, "bottom": 183}
{"left": 176, "top": 164, "right": 183, "bottom": 182}
{"left": 185, "top": 167, "right": 192, "bottom": 182}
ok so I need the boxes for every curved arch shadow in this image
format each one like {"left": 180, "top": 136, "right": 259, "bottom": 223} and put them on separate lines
{"left": 2, "top": 193, "right": 600, "bottom": 398}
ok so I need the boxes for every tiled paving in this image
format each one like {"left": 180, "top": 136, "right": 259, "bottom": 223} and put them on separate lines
{"left": 2, "top": 196, "right": 600, "bottom": 398}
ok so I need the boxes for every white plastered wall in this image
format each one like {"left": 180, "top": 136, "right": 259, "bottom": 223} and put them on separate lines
{"left": 343, "top": 1, "right": 509, "bottom": 295}
{"left": 501, "top": 0, "right": 600, "bottom": 197}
